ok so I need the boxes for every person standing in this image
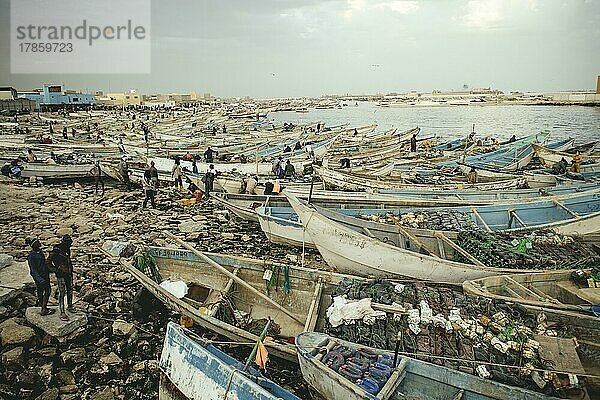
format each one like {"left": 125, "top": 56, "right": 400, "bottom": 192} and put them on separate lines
{"left": 47, "top": 235, "right": 75, "bottom": 321}
{"left": 118, "top": 156, "right": 130, "bottom": 188}
{"left": 89, "top": 160, "right": 104, "bottom": 196}
{"left": 62, "top": 126, "right": 68, "bottom": 139}
{"left": 192, "top": 159, "right": 198, "bottom": 174}
{"left": 204, "top": 146, "right": 214, "bottom": 163}
{"left": 27, "top": 238, "right": 53, "bottom": 316}
{"left": 172, "top": 158, "right": 183, "bottom": 190}
{"left": 203, "top": 164, "right": 216, "bottom": 198}
{"left": 143, "top": 161, "right": 158, "bottom": 209}
{"left": 410, "top": 134, "right": 417, "bottom": 152}
{"left": 571, "top": 151, "right": 582, "bottom": 173}
{"left": 284, "top": 160, "right": 295, "bottom": 178}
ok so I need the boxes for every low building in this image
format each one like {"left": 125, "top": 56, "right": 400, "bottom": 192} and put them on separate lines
{"left": 0, "top": 86, "right": 37, "bottom": 113}
{"left": 18, "top": 84, "right": 95, "bottom": 110}
{"left": 96, "top": 90, "right": 143, "bottom": 107}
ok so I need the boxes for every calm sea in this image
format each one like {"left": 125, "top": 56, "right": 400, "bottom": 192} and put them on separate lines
{"left": 270, "top": 103, "right": 600, "bottom": 144}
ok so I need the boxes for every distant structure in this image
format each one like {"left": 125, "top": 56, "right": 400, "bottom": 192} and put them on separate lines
{"left": 18, "top": 84, "right": 95, "bottom": 111}
{"left": 97, "top": 89, "right": 143, "bottom": 107}
{"left": 0, "top": 86, "right": 37, "bottom": 113}
{"left": 597, "top": 75, "right": 600, "bottom": 94}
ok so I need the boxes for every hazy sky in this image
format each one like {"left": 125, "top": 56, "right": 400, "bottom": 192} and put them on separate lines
{"left": 1, "top": 0, "right": 599, "bottom": 97}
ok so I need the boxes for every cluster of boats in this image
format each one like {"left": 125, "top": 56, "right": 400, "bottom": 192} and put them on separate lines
{"left": 4, "top": 108, "right": 600, "bottom": 399}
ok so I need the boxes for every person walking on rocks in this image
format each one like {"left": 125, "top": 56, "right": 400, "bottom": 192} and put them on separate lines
{"left": 143, "top": 161, "right": 158, "bottom": 209}
{"left": 26, "top": 238, "right": 53, "bottom": 316}
{"left": 48, "top": 235, "right": 75, "bottom": 321}
{"left": 118, "top": 156, "right": 130, "bottom": 189}
{"left": 172, "top": 158, "right": 183, "bottom": 190}
{"left": 89, "top": 160, "right": 104, "bottom": 196}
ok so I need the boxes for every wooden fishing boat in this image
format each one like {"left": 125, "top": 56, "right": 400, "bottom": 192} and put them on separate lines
{"left": 533, "top": 142, "right": 599, "bottom": 167}
{"left": 463, "top": 270, "right": 599, "bottom": 314}
{"left": 284, "top": 194, "right": 511, "bottom": 282}
{"left": 20, "top": 163, "right": 92, "bottom": 179}
{"left": 284, "top": 192, "right": 600, "bottom": 282}
{"left": 257, "top": 206, "right": 315, "bottom": 248}
{"left": 379, "top": 181, "right": 600, "bottom": 202}
{"left": 119, "top": 245, "right": 346, "bottom": 362}
{"left": 207, "top": 174, "right": 324, "bottom": 195}
{"left": 296, "top": 332, "right": 560, "bottom": 400}
{"left": 159, "top": 322, "right": 301, "bottom": 400}
{"left": 315, "top": 165, "right": 529, "bottom": 192}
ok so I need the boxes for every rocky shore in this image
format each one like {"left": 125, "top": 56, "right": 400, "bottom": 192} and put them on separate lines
{"left": 0, "top": 177, "right": 322, "bottom": 399}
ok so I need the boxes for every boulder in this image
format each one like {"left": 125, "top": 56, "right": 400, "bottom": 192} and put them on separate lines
{"left": 56, "top": 227, "right": 74, "bottom": 237}
{"left": 60, "top": 347, "right": 86, "bottom": 364}
{"left": 56, "top": 369, "right": 76, "bottom": 385}
{"left": 25, "top": 307, "right": 88, "bottom": 339}
{"left": 90, "top": 387, "right": 114, "bottom": 400}
{"left": 35, "top": 388, "right": 59, "bottom": 400}
{"left": 100, "top": 352, "right": 123, "bottom": 366}
{"left": 178, "top": 220, "right": 206, "bottom": 233}
{"left": 0, "top": 321, "right": 35, "bottom": 346}
{"left": 112, "top": 320, "right": 135, "bottom": 336}
{"left": 2, "top": 346, "right": 24, "bottom": 368}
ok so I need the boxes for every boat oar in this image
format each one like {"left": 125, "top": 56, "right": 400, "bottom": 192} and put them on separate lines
{"left": 243, "top": 318, "right": 272, "bottom": 372}
{"left": 164, "top": 232, "right": 305, "bottom": 325}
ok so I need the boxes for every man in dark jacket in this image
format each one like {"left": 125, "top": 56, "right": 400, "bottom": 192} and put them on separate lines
{"left": 27, "top": 239, "right": 53, "bottom": 315}
{"left": 47, "top": 235, "right": 74, "bottom": 321}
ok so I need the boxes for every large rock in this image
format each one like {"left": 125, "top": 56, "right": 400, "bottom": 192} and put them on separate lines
{"left": 178, "top": 220, "right": 206, "bottom": 233}
{"left": 0, "top": 254, "right": 13, "bottom": 270}
{"left": 25, "top": 307, "right": 87, "bottom": 339}
{"left": 60, "top": 347, "right": 87, "bottom": 364}
{"left": 0, "top": 261, "right": 34, "bottom": 305}
{"left": 91, "top": 387, "right": 114, "bottom": 400}
{"left": 2, "top": 346, "right": 24, "bottom": 368}
{"left": 56, "top": 227, "right": 74, "bottom": 237}
{"left": 0, "top": 320, "right": 35, "bottom": 346}
{"left": 35, "top": 388, "right": 59, "bottom": 400}
{"left": 112, "top": 320, "right": 135, "bottom": 336}
{"left": 100, "top": 352, "right": 122, "bottom": 366}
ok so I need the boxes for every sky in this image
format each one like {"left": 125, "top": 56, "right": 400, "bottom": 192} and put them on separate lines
{"left": 0, "top": 0, "right": 599, "bottom": 98}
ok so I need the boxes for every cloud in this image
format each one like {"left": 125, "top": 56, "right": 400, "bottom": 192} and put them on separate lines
{"left": 344, "top": 0, "right": 419, "bottom": 18}
{"left": 463, "top": 0, "right": 504, "bottom": 29}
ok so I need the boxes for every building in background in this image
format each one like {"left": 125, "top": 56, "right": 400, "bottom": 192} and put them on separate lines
{"left": 597, "top": 75, "right": 600, "bottom": 94}
{"left": 96, "top": 90, "right": 143, "bottom": 107}
{"left": 17, "top": 84, "right": 95, "bottom": 111}
{"left": 0, "top": 86, "right": 37, "bottom": 113}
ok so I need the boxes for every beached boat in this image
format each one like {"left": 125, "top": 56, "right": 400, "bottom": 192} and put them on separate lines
{"left": 533, "top": 142, "right": 599, "bottom": 167}
{"left": 257, "top": 206, "right": 315, "bottom": 248}
{"left": 296, "top": 331, "right": 559, "bottom": 400}
{"left": 463, "top": 270, "right": 600, "bottom": 314}
{"left": 120, "top": 245, "right": 346, "bottom": 361}
{"left": 20, "top": 163, "right": 92, "bottom": 179}
{"left": 284, "top": 194, "right": 511, "bottom": 282}
{"left": 159, "top": 322, "right": 301, "bottom": 400}
{"left": 284, "top": 192, "right": 600, "bottom": 282}
{"left": 315, "top": 165, "right": 528, "bottom": 192}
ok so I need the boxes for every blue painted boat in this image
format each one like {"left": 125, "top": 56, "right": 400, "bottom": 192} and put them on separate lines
{"left": 296, "top": 332, "right": 559, "bottom": 400}
{"left": 160, "top": 322, "right": 301, "bottom": 400}
{"left": 432, "top": 136, "right": 469, "bottom": 151}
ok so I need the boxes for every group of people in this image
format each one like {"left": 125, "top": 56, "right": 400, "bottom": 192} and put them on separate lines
{"left": 26, "top": 235, "right": 75, "bottom": 321}
{"left": 271, "top": 157, "right": 296, "bottom": 179}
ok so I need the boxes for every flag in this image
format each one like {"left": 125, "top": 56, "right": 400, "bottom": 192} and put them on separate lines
{"left": 255, "top": 340, "right": 269, "bottom": 370}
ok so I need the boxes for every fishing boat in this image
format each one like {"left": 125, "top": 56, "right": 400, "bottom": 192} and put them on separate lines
{"left": 159, "top": 322, "right": 301, "bottom": 400}
{"left": 20, "top": 163, "right": 92, "bottom": 179}
{"left": 296, "top": 332, "right": 560, "bottom": 400}
{"left": 284, "top": 192, "right": 600, "bottom": 282}
{"left": 118, "top": 243, "right": 346, "bottom": 362}
{"left": 533, "top": 142, "right": 599, "bottom": 167}
{"left": 257, "top": 206, "right": 315, "bottom": 248}
{"left": 463, "top": 270, "right": 600, "bottom": 348}
{"left": 314, "top": 165, "right": 528, "bottom": 192}
{"left": 463, "top": 270, "right": 600, "bottom": 314}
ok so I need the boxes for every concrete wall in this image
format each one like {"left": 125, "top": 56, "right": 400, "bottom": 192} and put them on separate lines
{"left": 18, "top": 85, "right": 95, "bottom": 109}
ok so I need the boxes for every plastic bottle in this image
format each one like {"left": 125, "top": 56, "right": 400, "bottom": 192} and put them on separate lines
{"left": 357, "top": 377, "right": 380, "bottom": 395}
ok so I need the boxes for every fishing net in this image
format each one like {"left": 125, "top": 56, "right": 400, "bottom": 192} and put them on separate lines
{"left": 455, "top": 229, "right": 600, "bottom": 270}
{"left": 323, "top": 279, "right": 584, "bottom": 397}
{"left": 358, "top": 210, "right": 478, "bottom": 231}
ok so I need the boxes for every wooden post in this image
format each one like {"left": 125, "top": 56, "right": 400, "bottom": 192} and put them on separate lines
{"left": 164, "top": 232, "right": 305, "bottom": 325}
